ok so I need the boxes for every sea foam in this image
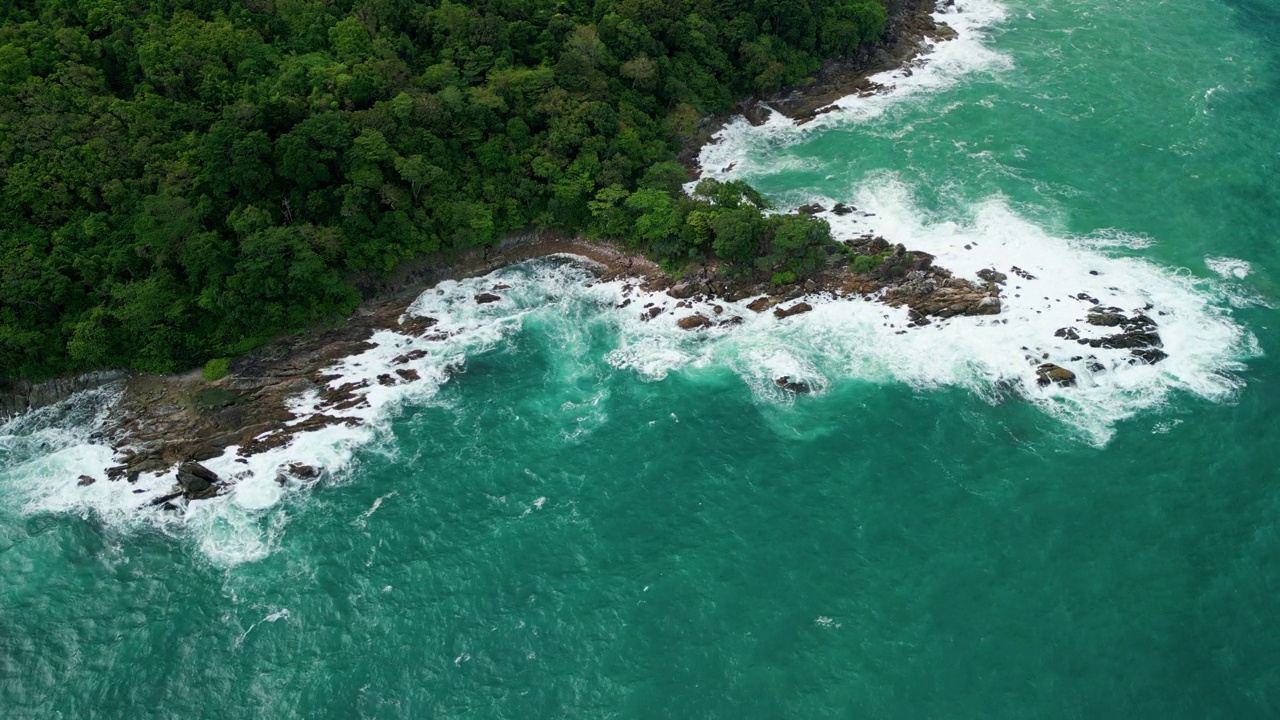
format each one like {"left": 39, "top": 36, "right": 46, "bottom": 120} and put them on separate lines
{"left": 0, "top": 0, "right": 1257, "bottom": 562}
{"left": 0, "top": 242, "right": 1255, "bottom": 563}
{"left": 698, "top": 0, "right": 1012, "bottom": 179}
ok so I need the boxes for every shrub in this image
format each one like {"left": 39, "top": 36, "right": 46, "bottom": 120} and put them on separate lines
{"left": 202, "top": 357, "right": 231, "bottom": 381}
{"left": 850, "top": 253, "right": 884, "bottom": 274}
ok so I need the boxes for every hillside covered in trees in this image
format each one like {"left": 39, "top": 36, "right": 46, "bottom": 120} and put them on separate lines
{"left": 0, "top": 0, "right": 888, "bottom": 380}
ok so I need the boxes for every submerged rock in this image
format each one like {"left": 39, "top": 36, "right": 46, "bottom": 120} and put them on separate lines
{"left": 474, "top": 293, "right": 501, "bottom": 304}
{"left": 77, "top": 474, "right": 96, "bottom": 487}
{"left": 276, "top": 462, "right": 321, "bottom": 486}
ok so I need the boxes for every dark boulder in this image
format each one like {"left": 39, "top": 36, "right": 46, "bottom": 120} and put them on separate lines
{"left": 1086, "top": 310, "right": 1127, "bottom": 327}
{"left": 474, "top": 293, "right": 501, "bottom": 304}
{"left": 176, "top": 461, "right": 220, "bottom": 500}
{"left": 1130, "top": 348, "right": 1169, "bottom": 365}
{"left": 77, "top": 475, "right": 96, "bottom": 487}
{"left": 287, "top": 463, "right": 320, "bottom": 479}
{"left": 774, "top": 376, "right": 810, "bottom": 393}
{"left": 976, "top": 269, "right": 1008, "bottom": 285}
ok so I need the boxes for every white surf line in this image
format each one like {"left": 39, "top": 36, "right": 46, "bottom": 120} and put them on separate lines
{"left": 0, "top": 259, "right": 614, "bottom": 565}
{"left": 1, "top": 242, "right": 1256, "bottom": 563}
{"left": 697, "top": 0, "right": 1013, "bottom": 180}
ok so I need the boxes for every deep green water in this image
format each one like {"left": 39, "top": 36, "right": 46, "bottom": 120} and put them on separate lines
{"left": 3, "top": 1, "right": 1279, "bottom": 717}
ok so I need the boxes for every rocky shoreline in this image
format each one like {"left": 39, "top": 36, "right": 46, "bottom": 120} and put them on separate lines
{"left": 9, "top": 0, "right": 1169, "bottom": 507}
{"left": 65, "top": 225, "right": 1003, "bottom": 503}
{"left": 32, "top": 215, "right": 1170, "bottom": 507}
{"left": 679, "top": 0, "right": 958, "bottom": 170}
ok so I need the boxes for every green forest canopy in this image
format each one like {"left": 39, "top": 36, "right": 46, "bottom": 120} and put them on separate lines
{"left": 0, "top": 0, "right": 888, "bottom": 380}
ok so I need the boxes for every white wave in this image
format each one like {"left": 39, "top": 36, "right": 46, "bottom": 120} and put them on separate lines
{"left": 697, "top": 0, "right": 1011, "bottom": 179}
{"left": 0, "top": 259, "right": 608, "bottom": 565}
{"left": 0, "top": 228, "right": 1255, "bottom": 561}
{"left": 1206, "top": 256, "right": 1251, "bottom": 279}
{"left": 801, "top": 177, "right": 1254, "bottom": 442}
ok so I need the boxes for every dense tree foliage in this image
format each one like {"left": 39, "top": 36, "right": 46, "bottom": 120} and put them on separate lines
{"left": 0, "top": 0, "right": 887, "bottom": 380}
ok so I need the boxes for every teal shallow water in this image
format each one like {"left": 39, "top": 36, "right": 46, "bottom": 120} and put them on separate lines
{"left": 3, "top": 0, "right": 1280, "bottom": 717}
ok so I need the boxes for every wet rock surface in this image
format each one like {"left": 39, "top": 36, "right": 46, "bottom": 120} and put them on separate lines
{"left": 1036, "top": 364, "right": 1077, "bottom": 387}
{"left": 774, "top": 376, "right": 811, "bottom": 394}
{"left": 85, "top": 213, "right": 1177, "bottom": 509}
{"left": 1077, "top": 308, "right": 1166, "bottom": 365}
{"left": 677, "top": 314, "right": 713, "bottom": 330}
{"left": 176, "top": 461, "right": 221, "bottom": 500}
{"left": 774, "top": 303, "right": 814, "bottom": 319}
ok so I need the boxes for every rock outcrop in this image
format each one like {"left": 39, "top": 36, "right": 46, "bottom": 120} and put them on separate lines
{"left": 677, "top": 314, "right": 713, "bottom": 330}
{"left": 774, "top": 303, "right": 813, "bottom": 319}
{"left": 176, "top": 461, "right": 221, "bottom": 500}
{"left": 1, "top": 370, "right": 126, "bottom": 420}
{"left": 1036, "top": 364, "right": 1077, "bottom": 387}
{"left": 774, "top": 376, "right": 811, "bottom": 393}
{"left": 1078, "top": 308, "right": 1166, "bottom": 365}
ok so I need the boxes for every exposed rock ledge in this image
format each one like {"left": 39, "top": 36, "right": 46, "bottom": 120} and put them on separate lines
{"left": 78, "top": 231, "right": 1008, "bottom": 504}
{"left": 52, "top": 222, "right": 1171, "bottom": 507}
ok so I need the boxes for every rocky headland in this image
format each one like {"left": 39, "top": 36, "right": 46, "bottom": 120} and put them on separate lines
{"left": 3, "top": 0, "right": 1168, "bottom": 507}
{"left": 10, "top": 214, "right": 1171, "bottom": 508}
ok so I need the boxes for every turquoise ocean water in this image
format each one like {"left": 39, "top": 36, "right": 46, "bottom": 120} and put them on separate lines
{"left": 3, "top": 0, "right": 1278, "bottom": 716}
